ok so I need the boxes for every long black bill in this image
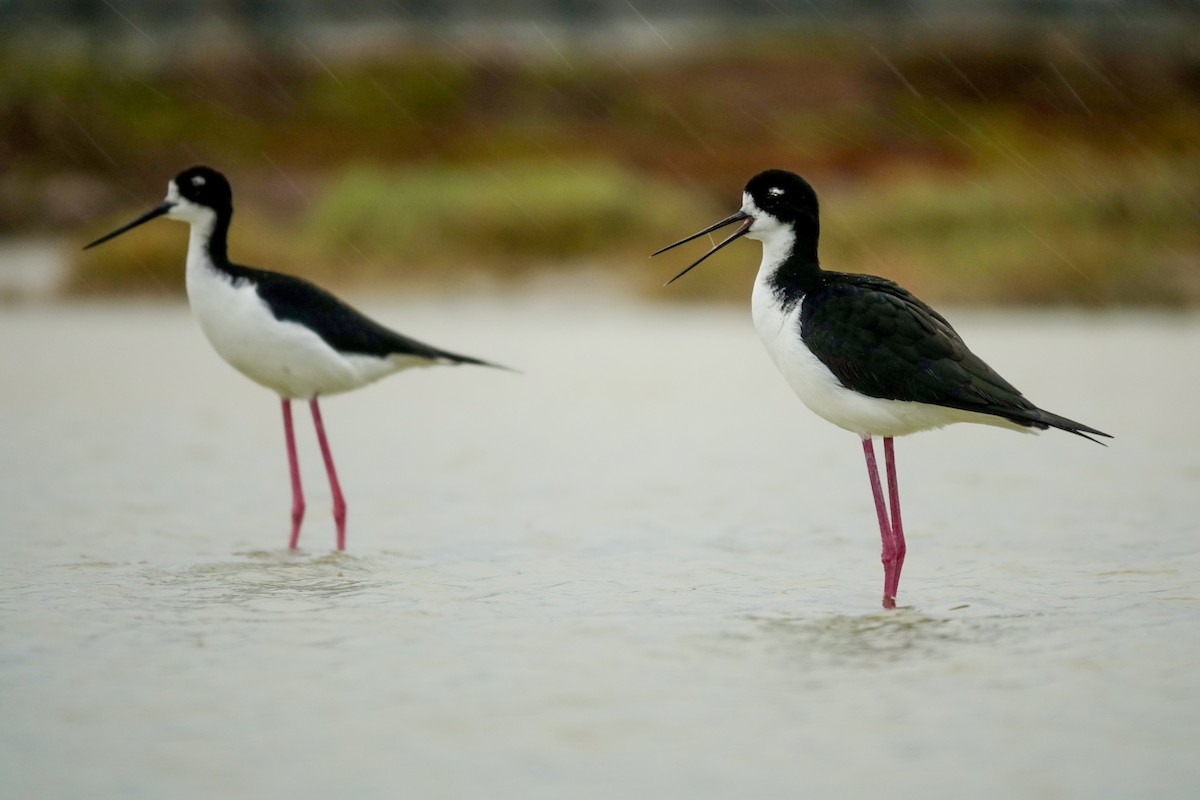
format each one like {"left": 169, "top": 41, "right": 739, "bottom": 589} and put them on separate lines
{"left": 652, "top": 210, "right": 753, "bottom": 285}
{"left": 82, "top": 201, "right": 174, "bottom": 250}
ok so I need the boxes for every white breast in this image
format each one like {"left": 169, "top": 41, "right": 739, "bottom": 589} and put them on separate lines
{"left": 183, "top": 226, "right": 417, "bottom": 399}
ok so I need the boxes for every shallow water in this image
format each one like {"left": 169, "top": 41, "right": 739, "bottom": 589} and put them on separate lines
{"left": 2, "top": 293, "right": 1198, "bottom": 798}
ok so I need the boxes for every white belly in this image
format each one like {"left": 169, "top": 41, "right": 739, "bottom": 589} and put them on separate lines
{"left": 185, "top": 256, "right": 416, "bottom": 399}
{"left": 749, "top": 275, "right": 1028, "bottom": 438}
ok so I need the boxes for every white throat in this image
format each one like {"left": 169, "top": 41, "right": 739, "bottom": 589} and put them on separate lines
{"left": 161, "top": 181, "right": 221, "bottom": 280}
{"left": 185, "top": 213, "right": 217, "bottom": 265}
{"left": 742, "top": 193, "right": 796, "bottom": 305}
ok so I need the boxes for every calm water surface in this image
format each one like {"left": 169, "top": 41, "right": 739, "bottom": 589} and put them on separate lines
{"left": 2, "top": 293, "right": 1198, "bottom": 798}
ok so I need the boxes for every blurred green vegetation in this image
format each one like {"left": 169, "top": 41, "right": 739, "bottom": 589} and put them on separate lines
{"left": 307, "top": 161, "right": 712, "bottom": 273}
{"left": 5, "top": 32, "right": 1198, "bottom": 304}
{"left": 821, "top": 154, "right": 1200, "bottom": 305}
{"left": 72, "top": 160, "right": 716, "bottom": 295}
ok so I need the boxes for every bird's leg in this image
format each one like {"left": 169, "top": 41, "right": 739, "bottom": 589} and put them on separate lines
{"left": 309, "top": 397, "right": 347, "bottom": 551}
{"left": 282, "top": 398, "right": 305, "bottom": 549}
{"left": 861, "top": 436, "right": 898, "bottom": 609}
{"left": 883, "top": 436, "right": 906, "bottom": 602}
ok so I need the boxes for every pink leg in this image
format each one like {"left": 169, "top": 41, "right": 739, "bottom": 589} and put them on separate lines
{"left": 883, "top": 436, "right": 906, "bottom": 601}
{"left": 861, "top": 436, "right": 898, "bottom": 609}
{"left": 309, "top": 397, "right": 347, "bottom": 551}
{"left": 282, "top": 398, "right": 305, "bottom": 549}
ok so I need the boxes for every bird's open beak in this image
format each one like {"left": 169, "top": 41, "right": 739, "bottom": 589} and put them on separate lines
{"left": 652, "top": 210, "right": 754, "bottom": 285}
{"left": 82, "top": 201, "right": 174, "bottom": 250}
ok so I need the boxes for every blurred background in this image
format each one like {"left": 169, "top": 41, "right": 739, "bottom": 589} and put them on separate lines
{"left": 1, "top": 0, "right": 1198, "bottom": 305}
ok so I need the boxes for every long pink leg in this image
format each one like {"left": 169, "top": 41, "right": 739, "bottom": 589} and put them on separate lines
{"left": 883, "top": 436, "right": 906, "bottom": 601}
{"left": 309, "top": 397, "right": 347, "bottom": 551}
{"left": 282, "top": 398, "right": 305, "bottom": 549}
{"left": 861, "top": 436, "right": 898, "bottom": 609}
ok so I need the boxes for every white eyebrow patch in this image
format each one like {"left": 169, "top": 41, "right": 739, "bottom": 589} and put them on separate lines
{"left": 192, "top": 175, "right": 206, "bottom": 186}
{"left": 768, "top": 186, "right": 785, "bottom": 196}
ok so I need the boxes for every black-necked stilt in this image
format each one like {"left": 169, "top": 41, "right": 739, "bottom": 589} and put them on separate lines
{"left": 654, "top": 169, "right": 1110, "bottom": 608}
{"left": 84, "top": 165, "right": 504, "bottom": 551}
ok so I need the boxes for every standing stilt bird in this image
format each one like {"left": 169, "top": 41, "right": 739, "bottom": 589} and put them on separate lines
{"left": 653, "top": 169, "right": 1109, "bottom": 608}
{"left": 84, "top": 166, "right": 504, "bottom": 551}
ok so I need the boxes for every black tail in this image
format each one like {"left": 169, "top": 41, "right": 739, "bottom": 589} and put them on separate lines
{"left": 435, "top": 349, "right": 519, "bottom": 373}
{"left": 1008, "top": 407, "right": 1112, "bottom": 445}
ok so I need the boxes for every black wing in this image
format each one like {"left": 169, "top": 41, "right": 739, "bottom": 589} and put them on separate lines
{"left": 799, "top": 272, "right": 1109, "bottom": 440}
{"left": 237, "top": 263, "right": 497, "bottom": 367}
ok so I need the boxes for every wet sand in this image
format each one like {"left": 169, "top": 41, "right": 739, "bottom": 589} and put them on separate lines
{"left": 2, "top": 293, "right": 1198, "bottom": 798}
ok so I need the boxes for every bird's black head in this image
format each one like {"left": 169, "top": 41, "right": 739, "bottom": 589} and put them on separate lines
{"left": 742, "top": 169, "right": 820, "bottom": 237}
{"left": 653, "top": 168, "right": 821, "bottom": 284}
{"left": 172, "top": 166, "right": 233, "bottom": 215}
{"left": 83, "top": 165, "right": 233, "bottom": 251}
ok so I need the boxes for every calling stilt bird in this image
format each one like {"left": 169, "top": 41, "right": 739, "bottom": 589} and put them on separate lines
{"left": 654, "top": 169, "right": 1109, "bottom": 608}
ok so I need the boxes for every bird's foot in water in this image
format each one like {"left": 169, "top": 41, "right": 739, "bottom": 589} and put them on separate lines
{"left": 882, "top": 595, "right": 916, "bottom": 610}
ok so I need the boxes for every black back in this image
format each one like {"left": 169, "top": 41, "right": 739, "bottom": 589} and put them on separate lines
{"left": 247, "top": 265, "right": 489, "bottom": 365}
{"left": 178, "top": 165, "right": 495, "bottom": 368}
{"left": 801, "top": 273, "right": 1033, "bottom": 418}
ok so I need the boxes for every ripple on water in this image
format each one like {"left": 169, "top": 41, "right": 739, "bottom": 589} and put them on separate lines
{"left": 141, "top": 549, "right": 393, "bottom": 615}
{"left": 751, "top": 609, "right": 1038, "bottom": 670}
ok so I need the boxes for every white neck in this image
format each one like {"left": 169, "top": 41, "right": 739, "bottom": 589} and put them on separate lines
{"left": 184, "top": 211, "right": 217, "bottom": 274}
{"left": 742, "top": 193, "right": 796, "bottom": 290}
{"left": 745, "top": 198, "right": 804, "bottom": 349}
{"left": 750, "top": 226, "right": 795, "bottom": 288}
